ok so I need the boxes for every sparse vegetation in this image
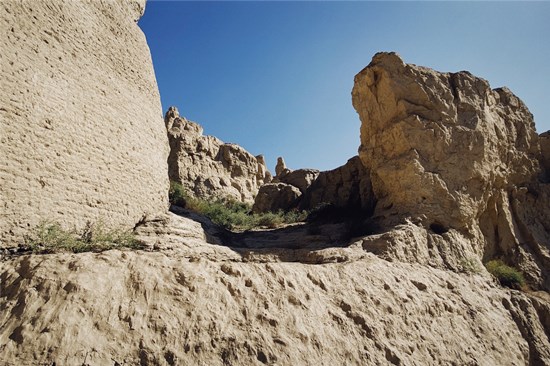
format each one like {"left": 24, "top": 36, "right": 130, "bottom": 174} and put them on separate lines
{"left": 485, "top": 259, "right": 525, "bottom": 288}
{"left": 169, "top": 181, "right": 307, "bottom": 231}
{"left": 460, "top": 257, "right": 483, "bottom": 274}
{"left": 25, "top": 221, "right": 143, "bottom": 254}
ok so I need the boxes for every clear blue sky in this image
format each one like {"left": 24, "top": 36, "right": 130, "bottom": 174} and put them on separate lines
{"left": 139, "top": 1, "right": 550, "bottom": 173}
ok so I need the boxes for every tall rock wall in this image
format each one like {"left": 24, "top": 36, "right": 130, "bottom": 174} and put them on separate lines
{"left": 0, "top": 0, "right": 169, "bottom": 246}
{"left": 166, "top": 107, "right": 271, "bottom": 204}
{"left": 353, "top": 52, "right": 550, "bottom": 290}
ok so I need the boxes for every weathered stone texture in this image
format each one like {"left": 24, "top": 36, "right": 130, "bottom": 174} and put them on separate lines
{"left": 252, "top": 183, "right": 301, "bottom": 213}
{"left": 166, "top": 107, "right": 271, "bottom": 203}
{"left": 353, "top": 52, "right": 550, "bottom": 290}
{"left": 0, "top": 0, "right": 169, "bottom": 246}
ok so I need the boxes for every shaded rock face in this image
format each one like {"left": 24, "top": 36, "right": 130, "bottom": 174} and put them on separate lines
{"left": 353, "top": 52, "right": 550, "bottom": 290}
{"left": 166, "top": 107, "right": 271, "bottom": 203}
{"left": 252, "top": 183, "right": 301, "bottom": 213}
{"left": 539, "top": 131, "right": 550, "bottom": 181}
{"left": 300, "top": 156, "right": 374, "bottom": 211}
{"left": 0, "top": 0, "right": 169, "bottom": 246}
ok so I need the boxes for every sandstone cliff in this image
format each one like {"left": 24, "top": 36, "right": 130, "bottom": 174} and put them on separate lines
{"left": 353, "top": 52, "right": 550, "bottom": 291}
{"left": 166, "top": 107, "right": 271, "bottom": 204}
{"left": 0, "top": 0, "right": 168, "bottom": 247}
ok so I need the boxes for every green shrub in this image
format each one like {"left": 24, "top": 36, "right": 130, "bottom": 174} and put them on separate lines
{"left": 169, "top": 181, "right": 189, "bottom": 207}
{"left": 26, "top": 221, "right": 143, "bottom": 254}
{"left": 168, "top": 181, "right": 307, "bottom": 231}
{"left": 485, "top": 260, "right": 525, "bottom": 288}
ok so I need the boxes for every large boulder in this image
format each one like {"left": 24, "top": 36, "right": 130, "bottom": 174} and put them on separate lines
{"left": 353, "top": 52, "right": 550, "bottom": 289}
{"left": 276, "top": 168, "right": 320, "bottom": 194}
{"left": 252, "top": 183, "right": 301, "bottom": 213}
{"left": 0, "top": 0, "right": 169, "bottom": 246}
{"left": 166, "top": 107, "right": 271, "bottom": 203}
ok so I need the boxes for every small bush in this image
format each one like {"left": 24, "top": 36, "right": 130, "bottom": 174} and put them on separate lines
{"left": 169, "top": 181, "right": 189, "bottom": 207}
{"left": 485, "top": 260, "right": 525, "bottom": 288}
{"left": 168, "top": 181, "right": 307, "bottom": 231}
{"left": 26, "top": 221, "right": 142, "bottom": 254}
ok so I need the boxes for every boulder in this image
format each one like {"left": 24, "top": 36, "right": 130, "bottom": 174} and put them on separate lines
{"left": 0, "top": 0, "right": 169, "bottom": 247}
{"left": 166, "top": 107, "right": 271, "bottom": 203}
{"left": 277, "top": 168, "right": 320, "bottom": 194}
{"left": 252, "top": 183, "right": 301, "bottom": 213}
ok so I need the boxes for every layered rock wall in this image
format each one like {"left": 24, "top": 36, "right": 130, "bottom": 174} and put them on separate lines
{"left": 0, "top": 0, "right": 169, "bottom": 246}
{"left": 166, "top": 107, "right": 271, "bottom": 203}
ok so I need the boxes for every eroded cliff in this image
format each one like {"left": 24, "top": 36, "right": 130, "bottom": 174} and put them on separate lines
{"left": 353, "top": 52, "right": 550, "bottom": 291}
{"left": 166, "top": 107, "right": 271, "bottom": 204}
{"left": 0, "top": 0, "right": 169, "bottom": 247}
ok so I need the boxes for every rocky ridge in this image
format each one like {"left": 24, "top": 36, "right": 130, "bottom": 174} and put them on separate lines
{"left": 166, "top": 106, "right": 271, "bottom": 204}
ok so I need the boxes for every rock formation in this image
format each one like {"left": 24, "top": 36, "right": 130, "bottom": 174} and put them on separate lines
{"left": 275, "top": 156, "right": 288, "bottom": 177}
{"left": 252, "top": 183, "right": 302, "bottom": 213}
{"left": 1, "top": 1, "right": 550, "bottom": 363}
{"left": 254, "top": 156, "right": 373, "bottom": 214}
{"left": 0, "top": 0, "right": 168, "bottom": 247}
{"left": 300, "top": 156, "right": 374, "bottom": 211}
{"left": 276, "top": 168, "right": 320, "bottom": 194}
{"left": 353, "top": 52, "right": 550, "bottom": 290}
{"left": 166, "top": 107, "right": 271, "bottom": 204}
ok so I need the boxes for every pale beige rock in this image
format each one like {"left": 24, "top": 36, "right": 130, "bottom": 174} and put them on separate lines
{"left": 166, "top": 107, "right": 271, "bottom": 203}
{"left": 352, "top": 52, "right": 549, "bottom": 290}
{"left": 276, "top": 168, "right": 320, "bottom": 194}
{"left": 0, "top": 0, "right": 169, "bottom": 247}
{"left": 1, "top": 216, "right": 549, "bottom": 365}
{"left": 300, "top": 156, "right": 374, "bottom": 211}
{"left": 252, "top": 183, "right": 301, "bottom": 213}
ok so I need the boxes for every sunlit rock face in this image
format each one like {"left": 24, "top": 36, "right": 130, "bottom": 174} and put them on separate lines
{"left": 165, "top": 107, "right": 271, "bottom": 204}
{"left": 0, "top": 0, "right": 169, "bottom": 246}
{"left": 353, "top": 52, "right": 550, "bottom": 290}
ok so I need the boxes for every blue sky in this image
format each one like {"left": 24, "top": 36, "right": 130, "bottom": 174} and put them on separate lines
{"left": 139, "top": 1, "right": 550, "bottom": 172}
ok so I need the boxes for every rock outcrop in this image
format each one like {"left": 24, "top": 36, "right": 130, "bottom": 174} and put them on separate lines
{"left": 166, "top": 107, "right": 271, "bottom": 203}
{"left": 300, "top": 156, "right": 374, "bottom": 211}
{"left": 539, "top": 131, "right": 550, "bottom": 181}
{"left": 353, "top": 52, "right": 550, "bottom": 290}
{"left": 1, "top": 213, "right": 550, "bottom": 365}
{"left": 276, "top": 168, "right": 320, "bottom": 194}
{"left": 0, "top": 0, "right": 169, "bottom": 247}
{"left": 252, "top": 183, "right": 301, "bottom": 213}
{"left": 254, "top": 156, "right": 373, "bottom": 214}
